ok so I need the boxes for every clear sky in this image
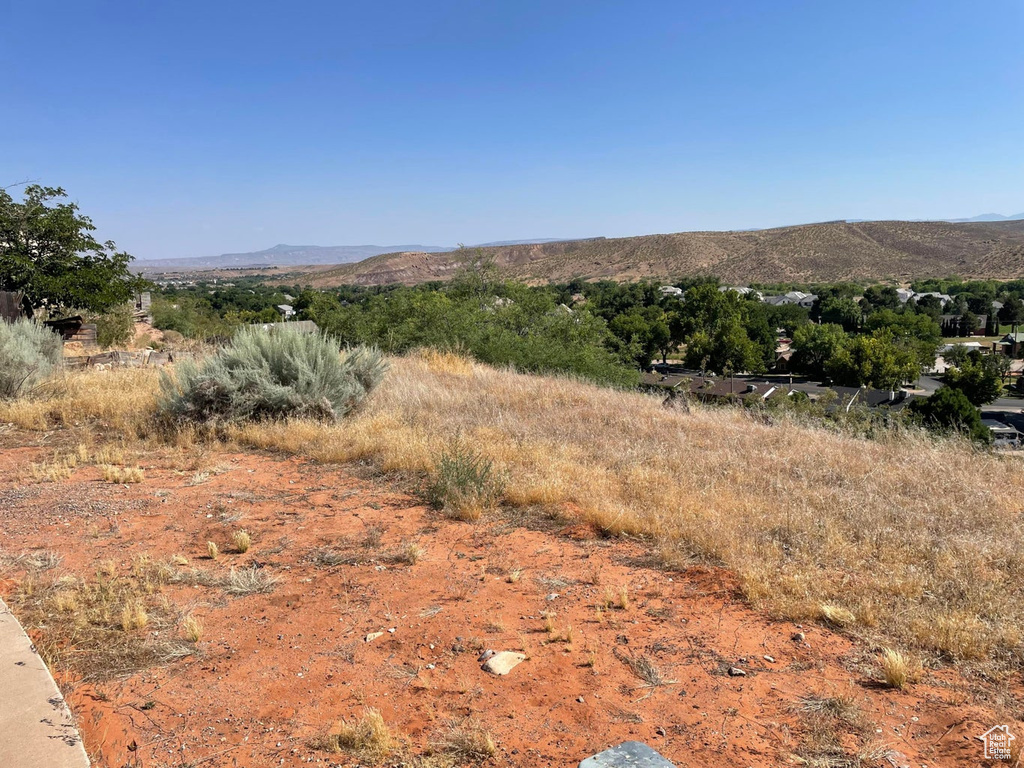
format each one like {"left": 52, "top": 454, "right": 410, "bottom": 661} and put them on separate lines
{"left": 3, "top": 1, "right": 1022, "bottom": 260}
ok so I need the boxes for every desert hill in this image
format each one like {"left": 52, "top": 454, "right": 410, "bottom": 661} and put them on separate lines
{"left": 302, "top": 219, "right": 1024, "bottom": 287}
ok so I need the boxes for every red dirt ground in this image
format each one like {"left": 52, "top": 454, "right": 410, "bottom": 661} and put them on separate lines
{"left": 0, "top": 430, "right": 1015, "bottom": 768}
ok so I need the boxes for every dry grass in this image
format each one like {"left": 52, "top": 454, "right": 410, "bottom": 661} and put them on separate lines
{"left": 429, "top": 718, "right": 497, "bottom": 762}
{"left": 101, "top": 464, "right": 145, "bottom": 484}
{"left": 794, "top": 693, "right": 879, "bottom": 767}
{"left": 314, "top": 708, "right": 399, "bottom": 763}
{"left": 879, "top": 648, "right": 920, "bottom": 689}
{"left": 7, "top": 556, "right": 198, "bottom": 681}
{"left": 386, "top": 540, "right": 425, "bottom": 565}
{"left": 8, "top": 354, "right": 1024, "bottom": 674}
{"left": 615, "top": 649, "right": 675, "bottom": 690}
{"left": 181, "top": 614, "right": 203, "bottom": 642}
{"left": 0, "top": 367, "right": 161, "bottom": 432}
{"left": 819, "top": 604, "right": 856, "bottom": 628}
{"left": 222, "top": 566, "right": 278, "bottom": 596}
{"left": 231, "top": 529, "right": 251, "bottom": 554}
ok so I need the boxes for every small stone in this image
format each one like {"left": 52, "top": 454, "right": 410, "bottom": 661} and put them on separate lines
{"left": 655, "top": 726, "right": 666, "bottom": 736}
{"left": 728, "top": 667, "right": 746, "bottom": 677}
{"left": 364, "top": 632, "right": 384, "bottom": 643}
{"left": 546, "top": 593, "right": 559, "bottom": 601}
{"left": 763, "top": 655, "right": 775, "bottom": 663}
{"left": 577, "top": 696, "right": 585, "bottom": 703}
{"left": 426, "top": 663, "right": 435, "bottom": 669}
{"left": 792, "top": 632, "right": 805, "bottom": 643}
{"left": 482, "top": 651, "right": 527, "bottom": 676}
{"left": 387, "top": 627, "right": 396, "bottom": 634}
{"left": 478, "top": 649, "right": 495, "bottom": 662}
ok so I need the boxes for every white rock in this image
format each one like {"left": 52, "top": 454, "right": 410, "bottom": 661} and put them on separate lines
{"left": 364, "top": 632, "right": 384, "bottom": 642}
{"left": 482, "top": 651, "right": 527, "bottom": 676}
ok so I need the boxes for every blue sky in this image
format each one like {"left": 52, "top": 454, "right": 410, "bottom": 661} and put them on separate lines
{"left": 3, "top": 1, "right": 1022, "bottom": 260}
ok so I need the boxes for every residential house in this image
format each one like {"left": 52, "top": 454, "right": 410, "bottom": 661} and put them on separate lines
{"left": 276, "top": 304, "right": 296, "bottom": 320}
{"left": 998, "top": 332, "right": 1024, "bottom": 358}
{"left": 763, "top": 291, "right": 817, "bottom": 309}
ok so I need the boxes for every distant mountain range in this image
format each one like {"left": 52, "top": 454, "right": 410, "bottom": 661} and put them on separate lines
{"left": 134, "top": 239, "right": 574, "bottom": 272}
{"left": 297, "top": 219, "right": 1024, "bottom": 288}
{"left": 945, "top": 213, "right": 1024, "bottom": 223}
{"left": 134, "top": 214, "right": 1024, "bottom": 280}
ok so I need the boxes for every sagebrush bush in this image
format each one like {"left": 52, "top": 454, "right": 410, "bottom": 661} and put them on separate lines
{"left": 157, "top": 327, "right": 387, "bottom": 425}
{"left": 0, "top": 319, "right": 63, "bottom": 399}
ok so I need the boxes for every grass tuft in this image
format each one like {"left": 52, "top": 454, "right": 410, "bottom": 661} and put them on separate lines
{"left": 426, "top": 445, "right": 503, "bottom": 521}
{"left": 101, "top": 464, "right": 145, "bottom": 484}
{"left": 222, "top": 566, "right": 278, "bottom": 596}
{"left": 231, "top": 529, "right": 251, "bottom": 554}
{"left": 879, "top": 647, "right": 920, "bottom": 689}
{"left": 430, "top": 719, "right": 497, "bottom": 762}
{"left": 182, "top": 615, "right": 203, "bottom": 643}
{"left": 314, "top": 708, "right": 398, "bottom": 763}
{"left": 819, "top": 603, "right": 856, "bottom": 628}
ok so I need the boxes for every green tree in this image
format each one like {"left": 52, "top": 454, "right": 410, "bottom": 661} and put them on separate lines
{"left": 818, "top": 297, "right": 862, "bottom": 331}
{"left": 861, "top": 285, "right": 900, "bottom": 312}
{"left": 608, "top": 306, "right": 670, "bottom": 368}
{"left": 913, "top": 294, "right": 943, "bottom": 321}
{"left": 998, "top": 297, "right": 1024, "bottom": 333}
{"left": 958, "top": 310, "right": 979, "bottom": 337}
{"left": 677, "top": 284, "right": 771, "bottom": 374}
{"left": 908, "top": 387, "right": 990, "bottom": 443}
{"left": 825, "top": 330, "right": 919, "bottom": 389}
{"left": 791, "top": 323, "right": 848, "bottom": 379}
{"left": 944, "top": 353, "right": 1002, "bottom": 406}
{"left": 683, "top": 315, "right": 765, "bottom": 374}
{"left": 0, "top": 185, "right": 140, "bottom": 312}
{"left": 863, "top": 309, "right": 941, "bottom": 369}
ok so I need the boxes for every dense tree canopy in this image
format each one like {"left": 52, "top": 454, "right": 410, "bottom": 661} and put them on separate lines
{"left": 824, "top": 330, "right": 920, "bottom": 389}
{"left": 943, "top": 353, "right": 1003, "bottom": 406}
{"left": 675, "top": 284, "right": 773, "bottom": 374}
{"left": 0, "top": 185, "right": 140, "bottom": 312}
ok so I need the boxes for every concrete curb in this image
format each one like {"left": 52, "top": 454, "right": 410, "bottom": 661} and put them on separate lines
{"left": 0, "top": 598, "right": 90, "bottom": 767}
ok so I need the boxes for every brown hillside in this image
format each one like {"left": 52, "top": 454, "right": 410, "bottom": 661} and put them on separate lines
{"left": 304, "top": 219, "right": 1024, "bottom": 287}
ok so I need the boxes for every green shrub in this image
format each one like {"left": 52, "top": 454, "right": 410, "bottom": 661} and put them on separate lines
{"left": 157, "top": 327, "right": 387, "bottom": 425}
{"left": 0, "top": 319, "right": 63, "bottom": 399}
{"left": 82, "top": 305, "right": 135, "bottom": 348}
{"left": 426, "top": 445, "right": 504, "bottom": 521}
{"left": 908, "top": 386, "right": 990, "bottom": 443}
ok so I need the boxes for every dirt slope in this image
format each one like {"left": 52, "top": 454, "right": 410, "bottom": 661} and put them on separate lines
{"left": 302, "top": 220, "right": 1024, "bottom": 287}
{"left": 0, "top": 434, "right": 1013, "bottom": 768}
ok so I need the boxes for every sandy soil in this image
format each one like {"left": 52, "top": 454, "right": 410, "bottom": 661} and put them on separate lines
{"left": 0, "top": 430, "right": 1012, "bottom": 768}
